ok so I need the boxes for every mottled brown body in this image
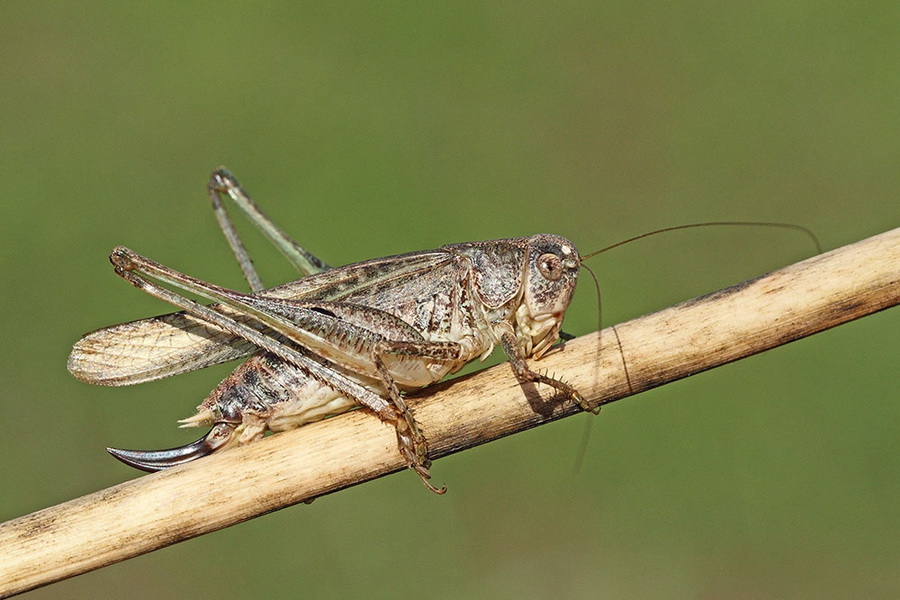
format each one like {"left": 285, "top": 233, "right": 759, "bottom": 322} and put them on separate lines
{"left": 69, "top": 169, "right": 586, "bottom": 491}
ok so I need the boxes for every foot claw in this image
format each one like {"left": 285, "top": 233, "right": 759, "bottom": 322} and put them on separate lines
{"left": 411, "top": 464, "right": 446, "bottom": 495}
{"left": 423, "top": 479, "right": 447, "bottom": 495}
{"left": 575, "top": 394, "right": 601, "bottom": 415}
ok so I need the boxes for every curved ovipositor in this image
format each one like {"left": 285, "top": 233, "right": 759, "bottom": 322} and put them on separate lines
{"left": 106, "top": 422, "right": 236, "bottom": 472}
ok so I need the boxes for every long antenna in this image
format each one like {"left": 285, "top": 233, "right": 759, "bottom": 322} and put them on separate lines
{"left": 581, "top": 221, "right": 822, "bottom": 260}
{"left": 572, "top": 220, "right": 821, "bottom": 474}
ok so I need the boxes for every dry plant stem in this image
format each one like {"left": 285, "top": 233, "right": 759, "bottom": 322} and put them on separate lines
{"left": 2, "top": 227, "right": 898, "bottom": 598}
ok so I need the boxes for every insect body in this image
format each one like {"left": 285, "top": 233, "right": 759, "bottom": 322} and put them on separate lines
{"left": 68, "top": 169, "right": 590, "bottom": 492}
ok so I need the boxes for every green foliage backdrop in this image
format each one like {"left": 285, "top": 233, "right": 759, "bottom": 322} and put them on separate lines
{"left": 1, "top": 3, "right": 897, "bottom": 598}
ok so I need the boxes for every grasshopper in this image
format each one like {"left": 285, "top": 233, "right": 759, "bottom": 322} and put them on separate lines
{"left": 68, "top": 169, "right": 592, "bottom": 493}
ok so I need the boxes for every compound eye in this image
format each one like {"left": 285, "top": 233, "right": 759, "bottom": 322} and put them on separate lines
{"left": 537, "top": 253, "right": 563, "bottom": 281}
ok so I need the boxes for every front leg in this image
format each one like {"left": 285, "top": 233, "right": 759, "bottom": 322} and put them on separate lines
{"left": 494, "top": 322, "right": 599, "bottom": 415}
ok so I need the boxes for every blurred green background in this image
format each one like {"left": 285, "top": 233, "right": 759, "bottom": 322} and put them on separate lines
{"left": 2, "top": 3, "right": 897, "bottom": 598}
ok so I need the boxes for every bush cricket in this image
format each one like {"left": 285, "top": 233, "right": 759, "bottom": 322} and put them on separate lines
{"left": 69, "top": 169, "right": 818, "bottom": 493}
{"left": 69, "top": 169, "right": 596, "bottom": 493}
